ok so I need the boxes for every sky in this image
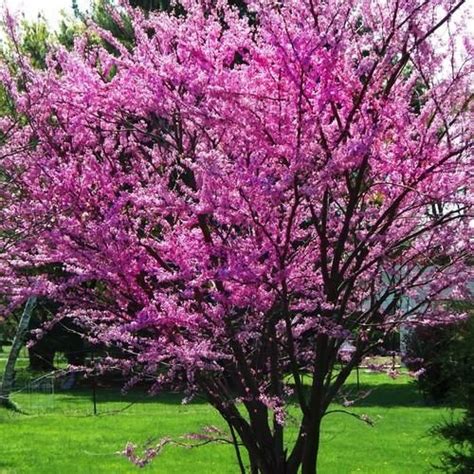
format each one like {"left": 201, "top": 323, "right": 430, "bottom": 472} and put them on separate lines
{"left": 2, "top": 0, "right": 91, "bottom": 29}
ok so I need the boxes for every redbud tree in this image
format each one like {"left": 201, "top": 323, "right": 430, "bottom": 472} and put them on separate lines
{"left": 0, "top": 1, "right": 472, "bottom": 472}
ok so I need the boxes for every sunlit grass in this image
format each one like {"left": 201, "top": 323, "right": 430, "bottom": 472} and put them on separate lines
{"left": 0, "top": 369, "right": 454, "bottom": 473}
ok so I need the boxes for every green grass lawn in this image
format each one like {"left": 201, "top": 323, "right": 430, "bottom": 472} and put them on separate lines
{"left": 0, "top": 368, "right": 454, "bottom": 473}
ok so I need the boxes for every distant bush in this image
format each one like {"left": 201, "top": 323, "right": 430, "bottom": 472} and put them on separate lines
{"left": 434, "top": 307, "right": 474, "bottom": 473}
{"left": 433, "top": 408, "right": 474, "bottom": 474}
{"left": 405, "top": 301, "right": 474, "bottom": 473}
{"left": 403, "top": 302, "right": 473, "bottom": 403}
{"left": 403, "top": 325, "right": 457, "bottom": 403}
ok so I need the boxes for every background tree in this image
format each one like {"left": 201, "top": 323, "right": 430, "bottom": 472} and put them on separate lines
{"left": 0, "top": 14, "right": 87, "bottom": 374}
{"left": 0, "top": 297, "right": 36, "bottom": 410}
{"left": 0, "top": 1, "right": 472, "bottom": 473}
{"left": 428, "top": 301, "right": 474, "bottom": 473}
{"left": 403, "top": 300, "right": 472, "bottom": 403}
{"left": 0, "top": 0, "right": 177, "bottom": 379}
{"left": 27, "top": 299, "right": 87, "bottom": 371}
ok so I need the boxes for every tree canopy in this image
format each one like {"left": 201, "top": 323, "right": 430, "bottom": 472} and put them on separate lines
{"left": 0, "top": 1, "right": 472, "bottom": 472}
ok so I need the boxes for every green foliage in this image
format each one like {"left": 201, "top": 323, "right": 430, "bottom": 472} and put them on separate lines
{"left": 90, "top": 0, "right": 136, "bottom": 52}
{"left": 57, "top": 0, "right": 173, "bottom": 57}
{"left": 0, "top": 313, "right": 21, "bottom": 344}
{"left": 404, "top": 300, "right": 474, "bottom": 472}
{"left": 432, "top": 305, "right": 474, "bottom": 473}
{"left": 434, "top": 412, "right": 474, "bottom": 474}
{"left": 20, "top": 18, "right": 51, "bottom": 69}
{"left": 56, "top": 17, "right": 86, "bottom": 50}
{"left": 404, "top": 302, "right": 474, "bottom": 403}
{"left": 0, "top": 84, "right": 16, "bottom": 117}
{"left": 404, "top": 325, "right": 454, "bottom": 402}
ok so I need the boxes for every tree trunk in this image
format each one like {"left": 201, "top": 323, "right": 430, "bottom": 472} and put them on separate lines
{"left": 0, "top": 297, "right": 37, "bottom": 409}
{"left": 301, "top": 415, "right": 323, "bottom": 474}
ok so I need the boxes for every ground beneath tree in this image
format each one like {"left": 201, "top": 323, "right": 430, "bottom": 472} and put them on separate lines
{"left": 0, "top": 372, "right": 455, "bottom": 473}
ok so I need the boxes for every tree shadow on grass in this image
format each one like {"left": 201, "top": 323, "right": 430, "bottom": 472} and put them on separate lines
{"left": 0, "top": 460, "right": 14, "bottom": 471}
{"left": 26, "top": 387, "right": 209, "bottom": 406}
{"left": 20, "top": 383, "right": 445, "bottom": 409}
{"left": 11, "top": 376, "right": 459, "bottom": 415}
{"left": 340, "top": 381, "right": 459, "bottom": 408}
